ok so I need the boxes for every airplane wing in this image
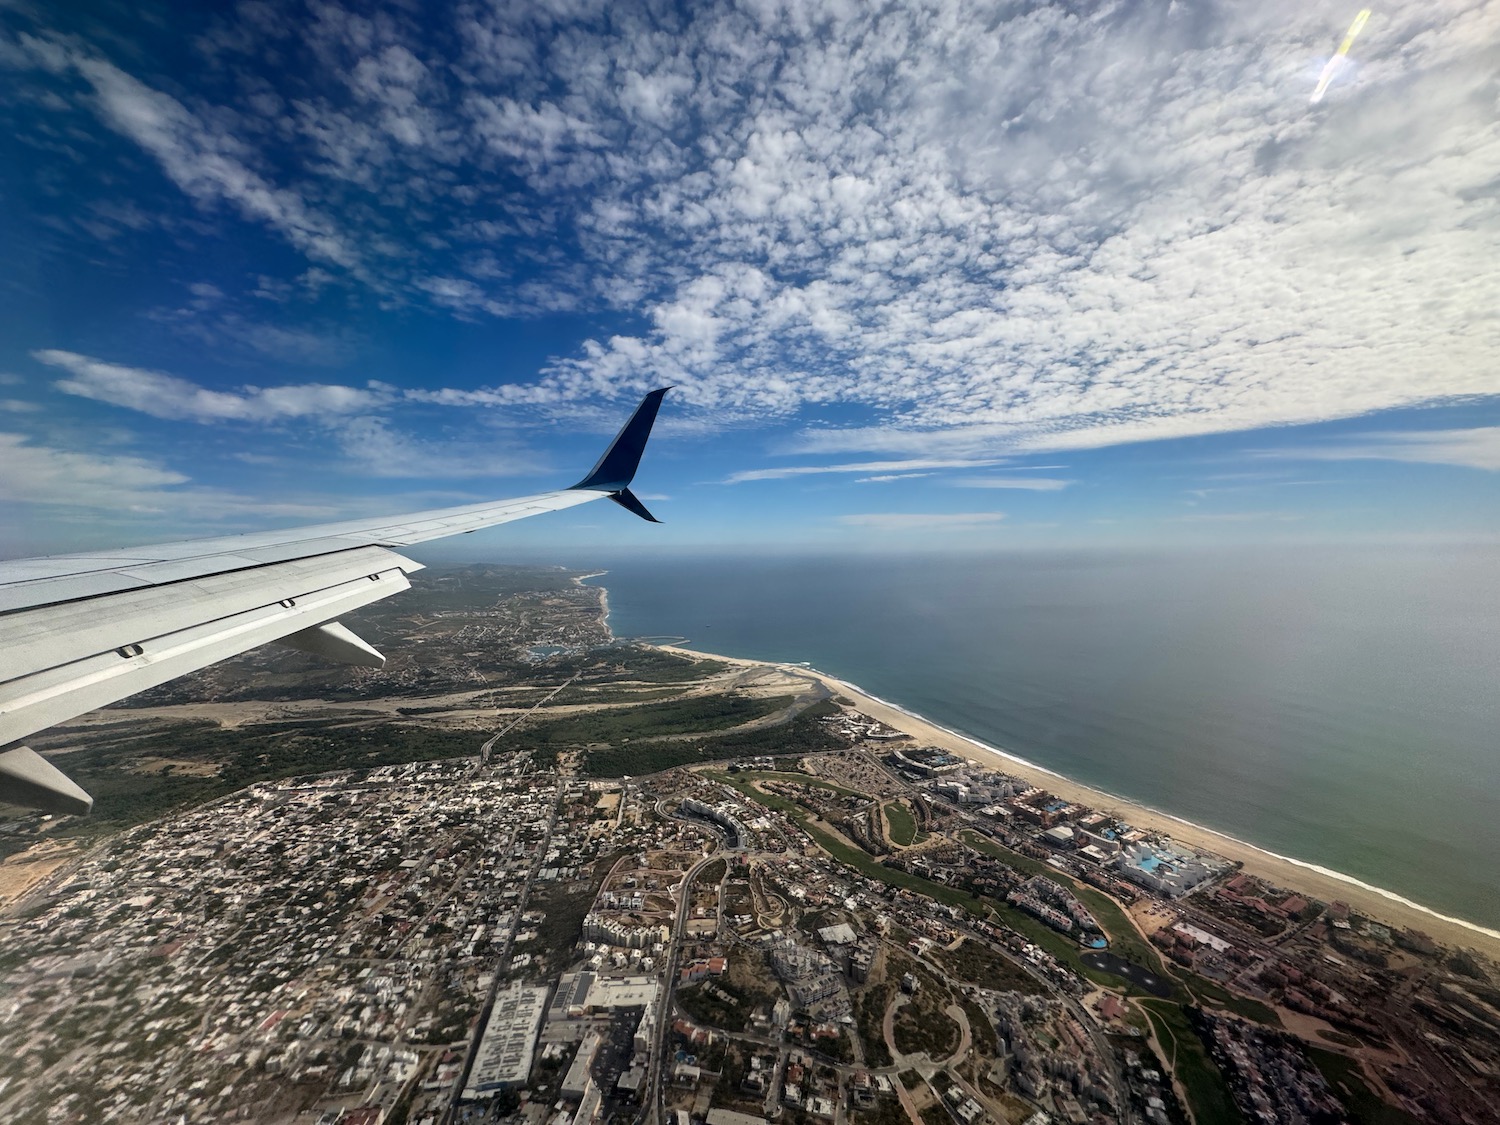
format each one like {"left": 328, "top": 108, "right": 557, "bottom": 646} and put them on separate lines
{"left": 0, "top": 388, "right": 670, "bottom": 815}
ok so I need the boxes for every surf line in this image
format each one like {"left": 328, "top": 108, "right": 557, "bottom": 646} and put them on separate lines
{"left": 744, "top": 652, "right": 1500, "bottom": 948}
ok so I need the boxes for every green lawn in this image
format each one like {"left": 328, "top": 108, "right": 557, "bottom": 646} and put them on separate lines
{"left": 733, "top": 770, "right": 868, "bottom": 799}
{"left": 719, "top": 778, "right": 1107, "bottom": 975}
{"left": 580, "top": 703, "right": 845, "bottom": 777}
{"left": 1308, "top": 1048, "right": 1423, "bottom": 1125}
{"left": 496, "top": 692, "right": 796, "bottom": 749}
{"left": 1186, "top": 975, "right": 1282, "bottom": 1026}
{"left": 884, "top": 801, "right": 920, "bottom": 846}
{"left": 1139, "top": 1000, "right": 1244, "bottom": 1125}
{"left": 960, "top": 828, "right": 1281, "bottom": 1026}
{"left": 959, "top": 830, "right": 1164, "bottom": 975}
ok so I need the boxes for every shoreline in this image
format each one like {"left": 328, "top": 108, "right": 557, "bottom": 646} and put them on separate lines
{"left": 650, "top": 641, "right": 1500, "bottom": 962}
{"left": 574, "top": 571, "right": 611, "bottom": 633}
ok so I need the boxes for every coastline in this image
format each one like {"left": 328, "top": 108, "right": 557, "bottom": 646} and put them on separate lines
{"left": 651, "top": 641, "right": 1500, "bottom": 962}
{"left": 574, "top": 571, "right": 610, "bottom": 632}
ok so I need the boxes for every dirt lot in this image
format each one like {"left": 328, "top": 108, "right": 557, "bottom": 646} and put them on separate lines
{"left": 0, "top": 840, "right": 83, "bottom": 908}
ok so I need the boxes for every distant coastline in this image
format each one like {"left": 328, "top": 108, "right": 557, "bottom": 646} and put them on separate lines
{"left": 573, "top": 571, "right": 610, "bottom": 633}
{"left": 582, "top": 569, "right": 1499, "bottom": 959}
{"left": 788, "top": 659, "right": 1500, "bottom": 950}
{"left": 661, "top": 635, "right": 1500, "bottom": 961}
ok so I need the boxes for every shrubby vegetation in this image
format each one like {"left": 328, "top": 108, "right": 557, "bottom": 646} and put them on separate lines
{"left": 494, "top": 693, "right": 794, "bottom": 754}
{"left": 857, "top": 983, "right": 895, "bottom": 1067}
{"left": 48, "top": 721, "right": 484, "bottom": 837}
{"left": 581, "top": 699, "right": 844, "bottom": 778}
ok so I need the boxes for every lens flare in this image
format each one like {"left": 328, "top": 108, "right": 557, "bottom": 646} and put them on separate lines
{"left": 1311, "top": 9, "right": 1372, "bottom": 104}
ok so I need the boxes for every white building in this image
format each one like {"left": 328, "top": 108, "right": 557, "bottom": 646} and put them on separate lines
{"left": 463, "top": 981, "right": 549, "bottom": 1097}
{"left": 1116, "top": 844, "right": 1216, "bottom": 898}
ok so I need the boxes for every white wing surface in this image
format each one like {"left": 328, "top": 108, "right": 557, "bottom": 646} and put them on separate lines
{"left": 0, "top": 389, "right": 670, "bottom": 814}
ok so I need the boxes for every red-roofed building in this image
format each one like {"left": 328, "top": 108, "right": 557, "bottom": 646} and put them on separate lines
{"left": 680, "top": 957, "right": 728, "bottom": 984}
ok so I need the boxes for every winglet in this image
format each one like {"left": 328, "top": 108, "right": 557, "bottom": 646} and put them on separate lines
{"left": 609, "top": 486, "right": 660, "bottom": 523}
{"left": 570, "top": 387, "right": 670, "bottom": 521}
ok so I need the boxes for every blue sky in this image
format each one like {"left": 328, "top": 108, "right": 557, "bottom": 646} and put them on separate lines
{"left": 1, "top": 0, "right": 1496, "bottom": 558}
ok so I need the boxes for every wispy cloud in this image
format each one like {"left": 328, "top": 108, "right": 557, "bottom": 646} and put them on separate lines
{"left": 726, "top": 459, "right": 1001, "bottom": 484}
{"left": 36, "top": 349, "right": 388, "bottom": 422}
{"left": 0, "top": 433, "right": 336, "bottom": 519}
{"left": 856, "top": 473, "right": 934, "bottom": 483}
{"left": 6, "top": 0, "right": 1500, "bottom": 462}
{"left": 44, "top": 45, "right": 364, "bottom": 273}
{"left": 950, "top": 477, "right": 1072, "bottom": 492}
{"left": 837, "top": 512, "right": 1006, "bottom": 532}
{"left": 147, "top": 286, "right": 356, "bottom": 366}
{"left": 1255, "top": 428, "right": 1500, "bottom": 472}
{"left": 31, "top": 349, "right": 554, "bottom": 481}
{"left": 327, "top": 416, "right": 538, "bottom": 480}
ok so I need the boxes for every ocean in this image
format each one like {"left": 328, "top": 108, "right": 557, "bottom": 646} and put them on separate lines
{"left": 587, "top": 547, "right": 1500, "bottom": 931}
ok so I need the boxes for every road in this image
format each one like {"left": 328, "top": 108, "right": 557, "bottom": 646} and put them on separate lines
{"left": 441, "top": 775, "right": 563, "bottom": 1124}
{"left": 647, "top": 847, "right": 724, "bottom": 1125}
{"left": 478, "top": 673, "right": 581, "bottom": 765}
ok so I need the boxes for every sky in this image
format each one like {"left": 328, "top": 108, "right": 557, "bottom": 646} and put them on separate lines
{"left": 1, "top": 0, "right": 1497, "bottom": 558}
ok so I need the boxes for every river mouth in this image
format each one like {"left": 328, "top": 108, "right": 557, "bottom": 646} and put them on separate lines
{"left": 1081, "top": 951, "right": 1173, "bottom": 997}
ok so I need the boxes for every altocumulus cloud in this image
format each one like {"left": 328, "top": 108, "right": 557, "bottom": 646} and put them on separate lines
{"left": 6, "top": 0, "right": 1499, "bottom": 457}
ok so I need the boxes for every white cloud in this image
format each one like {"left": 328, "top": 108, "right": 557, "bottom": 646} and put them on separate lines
{"left": 32, "top": 349, "right": 545, "bottom": 481}
{"left": 327, "top": 416, "right": 538, "bottom": 479}
{"left": 10, "top": 0, "right": 1500, "bottom": 459}
{"left": 950, "top": 477, "right": 1072, "bottom": 491}
{"left": 0, "top": 433, "right": 335, "bottom": 518}
{"left": 856, "top": 473, "right": 934, "bottom": 483}
{"left": 1, "top": 399, "right": 41, "bottom": 413}
{"left": 36, "top": 349, "right": 388, "bottom": 422}
{"left": 470, "top": 0, "right": 1500, "bottom": 452}
{"left": 1255, "top": 427, "right": 1500, "bottom": 471}
{"left": 837, "top": 512, "right": 1006, "bottom": 532}
{"left": 726, "top": 458, "right": 1001, "bottom": 483}
{"left": 59, "top": 48, "right": 364, "bottom": 272}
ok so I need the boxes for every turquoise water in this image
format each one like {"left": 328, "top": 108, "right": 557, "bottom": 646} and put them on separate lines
{"left": 588, "top": 548, "right": 1500, "bottom": 930}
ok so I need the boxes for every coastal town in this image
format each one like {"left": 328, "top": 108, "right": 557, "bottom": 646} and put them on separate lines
{"left": 1, "top": 567, "right": 1496, "bottom": 1125}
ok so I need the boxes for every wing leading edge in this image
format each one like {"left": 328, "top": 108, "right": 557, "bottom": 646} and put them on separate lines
{"left": 0, "top": 388, "right": 671, "bottom": 814}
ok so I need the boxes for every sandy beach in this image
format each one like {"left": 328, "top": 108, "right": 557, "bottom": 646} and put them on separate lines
{"left": 658, "top": 644, "right": 1500, "bottom": 962}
